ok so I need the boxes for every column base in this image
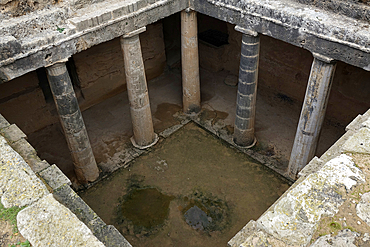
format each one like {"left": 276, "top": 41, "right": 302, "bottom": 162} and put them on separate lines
{"left": 233, "top": 137, "right": 257, "bottom": 149}
{"left": 130, "top": 133, "right": 159, "bottom": 149}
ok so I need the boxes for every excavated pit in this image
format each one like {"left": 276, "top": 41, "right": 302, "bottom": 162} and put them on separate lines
{"left": 79, "top": 122, "right": 290, "bottom": 247}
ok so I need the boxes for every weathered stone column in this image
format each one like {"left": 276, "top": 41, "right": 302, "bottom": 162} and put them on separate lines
{"left": 120, "top": 27, "right": 158, "bottom": 149}
{"left": 233, "top": 27, "right": 260, "bottom": 147}
{"left": 181, "top": 8, "right": 201, "bottom": 114}
{"left": 46, "top": 61, "right": 99, "bottom": 183}
{"left": 288, "top": 54, "right": 337, "bottom": 178}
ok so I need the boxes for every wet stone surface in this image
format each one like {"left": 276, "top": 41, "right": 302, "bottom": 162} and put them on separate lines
{"left": 184, "top": 205, "right": 212, "bottom": 230}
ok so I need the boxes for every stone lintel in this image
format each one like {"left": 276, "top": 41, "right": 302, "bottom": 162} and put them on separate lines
{"left": 122, "top": 26, "right": 147, "bottom": 38}
{"left": 235, "top": 25, "right": 258, "bottom": 37}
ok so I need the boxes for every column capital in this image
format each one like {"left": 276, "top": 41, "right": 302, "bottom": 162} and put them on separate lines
{"left": 184, "top": 7, "right": 195, "bottom": 13}
{"left": 235, "top": 26, "right": 258, "bottom": 37}
{"left": 312, "top": 52, "right": 335, "bottom": 64}
{"left": 45, "top": 58, "right": 69, "bottom": 68}
{"left": 122, "top": 27, "right": 146, "bottom": 38}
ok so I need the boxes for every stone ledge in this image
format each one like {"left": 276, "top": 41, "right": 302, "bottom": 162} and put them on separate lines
{"left": 54, "top": 184, "right": 132, "bottom": 247}
{"left": 230, "top": 108, "right": 370, "bottom": 246}
{"left": 17, "top": 194, "right": 105, "bottom": 247}
{"left": 0, "top": 135, "right": 49, "bottom": 208}
{"left": 39, "top": 164, "right": 72, "bottom": 190}
{"left": 0, "top": 124, "right": 26, "bottom": 144}
{"left": 0, "top": 114, "right": 131, "bottom": 246}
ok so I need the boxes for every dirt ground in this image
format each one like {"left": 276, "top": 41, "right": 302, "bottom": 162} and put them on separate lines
{"left": 0, "top": 221, "right": 27, "bottom": 247}
{"left": 27, "top": 68, "right": 345, "bottom": 184}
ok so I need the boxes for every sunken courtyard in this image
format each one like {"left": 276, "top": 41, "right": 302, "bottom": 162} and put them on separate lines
{"left": 1, "top": 0, "right": 370, "bottom": 246}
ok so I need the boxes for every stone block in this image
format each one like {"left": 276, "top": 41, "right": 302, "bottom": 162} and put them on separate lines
{"left": 112, "top": 5, "right": 129, "bottom": 18}
{"left": 298, "top": 156, "right": 324, "bottom": 178}
{"left": 0, "top": 124, "right": 26, "bottom": 144}
{"left": 0, "top": 35, "right": 21, "bottom": 61}
{"left": 228, "top": 220, "right": 258, "bottom": 247}
{"left": 256, "top": 154, "right": 364, "bottom": 246}
{"left": 356, "top": 192, "right": 370, "bottom": 227}
{"left": 362, "top": 117, "right": 370, "bottom": 129}
{"left": 9, "top": 138, "right": 49, "bottom": 173}
{"left": 0, "top": 114, "right": 10, "bottom": 130}
{"left": 17, "top": 194, "right": 105, "bottom": 247}
{"left": 311, "top": 229, "right": 360, "bottom": 247}
{"left": 346, "top": 114, "right": 363, "bottom": 131}
{"left": 32, "top": 160, "right": 51, "bottom": 173}
{"left": 39, "top": 164, "right": 71, "bottom": 190}
{"left": 342, "top": 128, "right": 370, "bottom": 154}
{"left": 0, "top": 136, "right": 49, "bottom": 208}
{"left": 53, "top": 184, "right": 132, "bottom": 247}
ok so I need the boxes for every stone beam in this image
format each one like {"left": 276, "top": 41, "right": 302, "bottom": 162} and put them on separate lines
{"left": 288, "top": 54, "right": 336, "bottom": 178}
{"left": 193, "top": 0, "right": 370, "bottom": 71}
{"left": 46, "top": 61, "right": 100, "bottom": 183}
{"left": 0, "top": 0, "right": 188, "bottom": 83}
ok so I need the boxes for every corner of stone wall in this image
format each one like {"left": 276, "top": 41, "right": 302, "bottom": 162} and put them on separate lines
{"left": 0, "top": 113, "right": 132, "bottom": 247}
{"left": 229, "top": 108, "right": 370, "bottom": 247}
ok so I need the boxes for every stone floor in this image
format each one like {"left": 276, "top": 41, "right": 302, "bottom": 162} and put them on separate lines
{"left": 27, "top": 68, "right": 345, "bottom": 185}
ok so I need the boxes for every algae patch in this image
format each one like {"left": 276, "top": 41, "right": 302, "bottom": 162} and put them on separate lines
{"left": 121, "top": 188, "right": 173, "bottom": 229}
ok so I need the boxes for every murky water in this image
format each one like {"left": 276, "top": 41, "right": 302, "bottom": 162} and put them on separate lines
{"left": 80, "top": 122, "right": 290, "bottom": 247}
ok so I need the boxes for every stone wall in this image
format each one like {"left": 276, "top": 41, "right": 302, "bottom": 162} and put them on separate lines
{"left": 0, "top": 71, "right": 58, "bottom": 134}
{"left": 73, "top": 22, "right": 166, "bottom": 111}
{"left": 0, "top": 22, "right": 166, "bottom": 134}
{"left": 197, "top": 15, "right": 370, "bottom": 125}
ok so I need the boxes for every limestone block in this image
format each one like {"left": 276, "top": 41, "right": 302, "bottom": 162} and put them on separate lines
{"left": 17, "top": 194, "right": 105, "bottom": 247}
{"left": 0, "top": 124, "right": 26, "bottom": 143}
{"left": 0, "top": 114, "right": 10, "bottom": 130}
{"left": 39, "top": 164, "right": 71, "bottom": 190}
{"left": 10, "top": 138, "right": 50, "bottom": 172}
{"left": 257, "top": 154, "right": 364, "bottom": 246}
{"left": 228, "top": 220, "right": 258, "bottom": 247}
{"left": 53, "top": 185, "right": 132, "bottom": 247}
{"left": 342, "top": 128, "right": 370, "bottom": 154}
{"left": 240, "top": 229, "right": 293, "bottom": 247}
{"left": 298, "top": 157, "right": 324, "bottom": 178}
{"left": 0, "top": 136, "right": 48, "bottom": 208}
{"left": 310, "top": 229, "right": 359, "bottom": 247}
{"left": 345, "top": 114, "right": 364, "bottom": 131}
{"left": 362, "top": 117, "right": 370, "bottom": 129}
{"left": 356, "top": 192, "right": 370, "bottom": 227}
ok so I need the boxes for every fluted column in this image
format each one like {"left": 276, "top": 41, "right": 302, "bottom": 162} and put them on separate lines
{"left": 120, "top": 27, "right": 158, "bottom": 149}
{"left": 288, "top": 54, "right": 337, "bottom": 178}
{"left": 181, "top": 8, "right": 201, "bottom": 114}
{"left": 46, "top": 61, "right": 99, "bottom": 183}
{"left": 233, "top": 27, "right": 260, "bottom": 148}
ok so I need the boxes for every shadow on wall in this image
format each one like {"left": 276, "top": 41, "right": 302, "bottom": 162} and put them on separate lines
{"left": 196, "top": 13, "right": 370, "bottom": 125}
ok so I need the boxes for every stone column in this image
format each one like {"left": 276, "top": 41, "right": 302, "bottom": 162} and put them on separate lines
{"left": 120, "top": 27, "right": 158, "bottom": 149}
{"left": 181, "top": 8, "right": 201, "bottom": 114}
{"left": 46, "top": 61, "right": 99, "bottom": 183}
{"left": 288, "top": 54, "right": 337, "bottom": 178}
{"left": 233, "top": 26, "right": 260, "bottom": 147}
